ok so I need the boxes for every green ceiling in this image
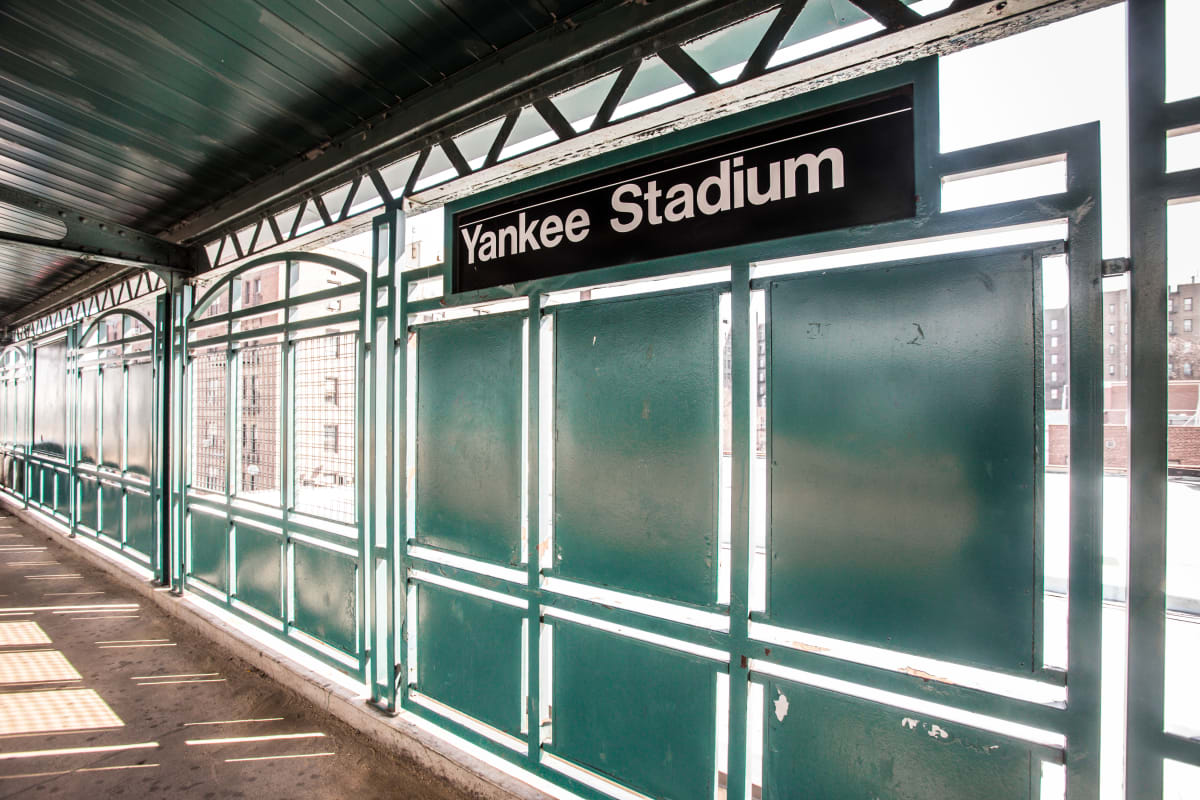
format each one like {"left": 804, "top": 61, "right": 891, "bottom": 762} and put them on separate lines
{"left": 0, "top": 0, "right": 597, "bottom": 318}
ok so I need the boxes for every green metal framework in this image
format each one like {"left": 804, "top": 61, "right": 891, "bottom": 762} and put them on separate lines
{"left": 0, "top": 302, "right": 169, "bottom": 579}
{"left": 0, "top": 344, "right": 32, "bottom": 502}
{"left": 4, "top": 9, "right": 1194, "bottom": 795}
{"left": 1125, "top": 0, "right": 1200, "bottom": 795}
{"left": 191, "top": 0, "right": 1114, "bottom": 276}
{"left": 373, "top": 56, "right": 1106, "bottom": 800}
{"left": 176, "top": 252, "right": 379, "bottom": 682}
{"left": 72, "top": 309, "right": 163, "bottom": 573}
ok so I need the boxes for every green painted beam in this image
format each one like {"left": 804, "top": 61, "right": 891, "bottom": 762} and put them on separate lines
{"left": 0, "top": 184, "right": 201, "bottom": 273}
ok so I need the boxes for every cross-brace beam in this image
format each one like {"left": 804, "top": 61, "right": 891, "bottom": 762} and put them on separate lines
{"left": 0, "top": 184, "right": 202, "bottom": 274}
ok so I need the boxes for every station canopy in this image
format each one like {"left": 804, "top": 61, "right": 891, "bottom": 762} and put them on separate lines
{"left": 0, "top": 0, "right": 1104, "bottom": 334}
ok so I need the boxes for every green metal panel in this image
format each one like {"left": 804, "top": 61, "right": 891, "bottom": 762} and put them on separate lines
{"left": 77, "top": 476, "right": 98, "bottom": 531}
{"left": 549, "top": 621, "right": 717, "bottom": 800}
{"left": 415, "top": 582, "right": 524, "bottom": 735}
{"left": 415, "top": 314, "right": 524, "bottom": 564}
{"left": 100, "top": 484, "right": 122, "bottom": 539}
{"left": 761, "top": 678, "right": 1034, "bottom": 800}
{"left": 768, "top": 253, "right": 1036, "bottom": 671}
{"left": 79, "top": 369, "right": 98, "bottom": 464}
{"left": 188, "top": 511, "right": 228, "bottom": 591}
{"left": 126, "top": 362, "right": 154, "bottom": 477}
{"left": 292, "top": 542, "right": 356, "bottom": 654}
{"left": 553, "top": 289, "right": 719, "bottom": 607}
{"left": 101, "top": 365, "right": 122, "bottom": 470}
{"left": 35, "top": 465, "right": 45, "bottom": 506}
{"left": 234, "top": 525, "right": 282, "bottom": 619}
{"left": 53, "top": 469, "right": 69, "bottom": 515}
{"left": 125, "top": 490, "right": 154, "bottom": 559}
{"left": 10, "top": 457, "right": 23, "bottom": 496}
{"left": 32, "top": 339, "right": 67, "bottom": 458}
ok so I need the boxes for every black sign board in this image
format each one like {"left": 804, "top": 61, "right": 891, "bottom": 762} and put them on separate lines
{"left": 452, "top": 87, "right": 916, "bottom": 293}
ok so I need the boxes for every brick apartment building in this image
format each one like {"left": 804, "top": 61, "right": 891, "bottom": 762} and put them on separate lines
{"left": 192, "top": 262, "right": 357, "bottom": 516}
{"left": 1046, "top": 277, "right": 1200, "bottom": 472}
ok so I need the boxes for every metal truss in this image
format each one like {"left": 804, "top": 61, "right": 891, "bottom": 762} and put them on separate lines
{"left": 185, "top": 0, "right": 1115, "bottom": 272}
{"left": 8, "top": 270, "right": 166, "bottom": 342}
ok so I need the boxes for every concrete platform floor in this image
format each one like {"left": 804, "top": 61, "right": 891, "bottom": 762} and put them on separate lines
{"left": 0, "top": 510, "right": 470, "bottom": 799}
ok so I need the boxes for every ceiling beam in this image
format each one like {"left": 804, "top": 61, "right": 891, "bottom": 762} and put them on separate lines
{"left": 226, "top": 0, "right": 1115, "bottom": 271}
{"left": 162, "top": 0, "right": 784, "bottom": 245}
{"left": 0, "top": 184, "right": 202, "bottom": 273}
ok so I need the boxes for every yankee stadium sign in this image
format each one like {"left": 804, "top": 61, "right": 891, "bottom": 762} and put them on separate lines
{"left": 452, "top": 88, "right": 916, "bottom": 293}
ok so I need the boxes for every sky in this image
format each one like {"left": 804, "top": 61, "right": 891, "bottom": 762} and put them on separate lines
{"left": 941, "top": 0, "right": 1200, "bottom": 286}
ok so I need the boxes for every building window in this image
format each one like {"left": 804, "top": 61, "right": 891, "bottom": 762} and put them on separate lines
{"left": 1051, "top": 371, "right": 1058, "bottom": 382}
{"left": 1109, "top": 303, "right": 1115, "bottom": 314}
{"left": 1124, "top": 365, "right": 1129, "bottom": 377}
{"left": 1170, "top": 320, "right": 1175, "bottom": 335}
{"left": 1186, "top": 319, "right": 1194, "bottom": 332}
{"left": 323, "top": 376, "right": 338, "bottom": 405}
{"left": 1108, "top": 324, "right": 1116, "bottom": 335}
{"left": 1124, "top": 323, "right": 1129, "bottom": 335}
{"left": 1187, "top": 297, "right": 1194, "bottom": 311}
{"left": 1186, "top": 363, "right": 1194, "bottom": 378}
{"left": 1050, "top": 388, "right": 1059, "bottom": 400}
{"left": 1051, "top": 354, "right": 1059, "bottom": 365}
{"left": 323, "top": 424, "right": 339, "bottom": 453}
{"left": 1050, "top": 336, "right": 1059, "bottom": 347}
{"left": 1051, "top": 318, "right": 1059, "bottom": 331}
{"left": 1108, "top": 365, "right": 1115, "bottom": 376}
{"left": 1108, "top": 344, "right": 1115, "bottom": 355}
{"left": 1169, "top": 298, "right": 1175, "bottom": 312}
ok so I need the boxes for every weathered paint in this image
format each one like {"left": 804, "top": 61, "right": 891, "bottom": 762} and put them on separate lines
{"left": 767, "top": 252, "right": 1038, "bottom": 672}
{"left": 762, "top": 678, "right": 1035, "bottom": 800}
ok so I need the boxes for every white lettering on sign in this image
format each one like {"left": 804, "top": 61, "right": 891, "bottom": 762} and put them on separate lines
{"left": 458, "top": 147, "right": 844, "bottom": 266}
{"left": 460, "top": 210, "right": 593, "bottom": 266}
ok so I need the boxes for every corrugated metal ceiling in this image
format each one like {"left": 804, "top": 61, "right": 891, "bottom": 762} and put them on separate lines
{"left": 0, "top": 0, "right": 596, "bottom": 318}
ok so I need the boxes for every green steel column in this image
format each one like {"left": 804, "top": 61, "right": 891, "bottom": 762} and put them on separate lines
{"left": 154, "top": 286, "right": 173, "bottom": 584}
{"left": 1066, "top": 123, "right": 1104, "bottom": 800}
{"left": 68, "top": 322, "right": 79, "bottom": 538}
{"left": 726, "top": 261, "right": 750, "bottom": 800}
{"left": 526, "top": 291, "right": 541, "bottom": 764}
{"left": 370, "top": 209, "right": 399, "bottom": 707}
{"left": 281, "top": 267, "right": 293, "bottom": 631}
{"left": 394, "top": 218, "right": 410, "bottom": 707}
{"left": 366, "top": 209, "right": 403, "bottom": 696}
{"left": 360, "top": 236, "right": 375, "bottom": 687}
{"left": 24, "top": 338, "right": 33, "bottom": 507}
{"left": 67, "top": 325, "right": 76, "bottom": 528}
{"left": 172, "top": 284, "right": 192, "bottom": 594}
{"left": 1126, "top": 1, "right": 1168, "bottom": 798}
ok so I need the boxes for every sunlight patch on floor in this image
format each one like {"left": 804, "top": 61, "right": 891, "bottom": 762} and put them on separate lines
{"left": 0, "top": 688, "right": 123, "bottom": 735}
{"left": 0, "top": 650, "right": 80, "bottom": 684}
{"left": 0, "top": 621, "right": 51, "bottom": 647}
